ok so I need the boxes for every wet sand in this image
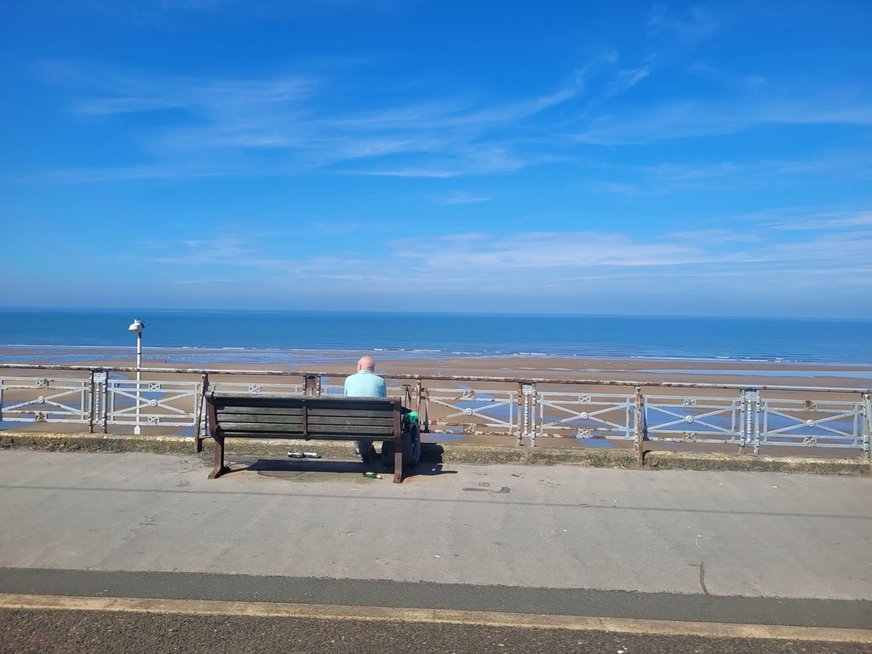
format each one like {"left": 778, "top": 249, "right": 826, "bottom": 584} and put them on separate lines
{"left": 3, "top": 346, "right": 872, "bottom": 388}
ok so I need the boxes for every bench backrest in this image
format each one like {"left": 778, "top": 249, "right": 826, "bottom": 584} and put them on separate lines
{"left": 206, "top": 392, "right": 403, "bottom": 441}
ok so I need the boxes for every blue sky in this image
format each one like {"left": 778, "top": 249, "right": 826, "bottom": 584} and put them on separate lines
{"left": 1, "top": 0, "right": 870, "bottom": 317}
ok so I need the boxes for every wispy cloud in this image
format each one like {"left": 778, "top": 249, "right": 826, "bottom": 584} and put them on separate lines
{"left": 587, "top": 150, "right": 872, "bottom": 195}
{"left": 648, "top": 3, "right": 723, "bottom": 43}
{"left": 74, "top": 76, "right": 316, "bottom": 117}
{"left": 606, "top": 67, "right": 651, "bottom": 95}
{"left": 574, "top": 97, "right": 872, "bottom": 144}
{"left": 144, "top": 234, "right": 260, "bottom": 266}
{"left": 388, "top": 231, "right": 706, "bottom": 270}
{"left": 128, "top": 208, "right": 872, "bottom": 308}
{"left": 52, "top": 63, "right": 583, "bottom": 178}
{"left": 171, "top": 278, "right": 240, "bottom": 285}
{"left": 62, "top": 0, "right": 404, "bottom": 28}
{"left": 688, "top": 61, "right": 766, "bottom": 88}
{"left": 26, "top": 47, "right": 872, "bottom": 186}
{"left": 31, "top": 53, "right": 640, "bottom": 182}
{"left": 752, "top": 208, "right": 872, "bottom": 232}
{"left": 431, "top": 191, "right": 493, "bottom": 206}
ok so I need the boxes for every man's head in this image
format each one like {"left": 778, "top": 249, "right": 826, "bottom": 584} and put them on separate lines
{"left": 356, "top": 355, "right": 375, "bottom": 373}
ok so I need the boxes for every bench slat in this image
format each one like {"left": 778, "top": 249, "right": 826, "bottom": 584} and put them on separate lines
{"left": 212, "top": 395, "right": 395, "bottom": 409}
{"left": 216, "top": 414, "right": 395, "bottom": 427}
{"left": 220, "top": 432, "right": 368, "bottom": 441}
{"left": 216, "top": 406, "right": 393, "bottom": 419}
{"left": 216, "top": 406, "right": 304, "bottom": 416}
{"left": 216, "top": 417, "right": 395, "bottom": 428}
{"left": 219, "top": 422, "right": 395, "bottom": 435}
{"left": 306, "top": 407, "right": 395, "bottom": 417}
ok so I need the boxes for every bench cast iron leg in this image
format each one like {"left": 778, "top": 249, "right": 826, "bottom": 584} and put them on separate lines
{"left": 393, "top": 444, "right": 403, "bottom": 483}
{"left": 209, "top": 435, "right": 227, "bottom": 479}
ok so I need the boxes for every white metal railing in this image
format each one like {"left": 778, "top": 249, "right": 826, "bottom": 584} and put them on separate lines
{"left": 1, "top": 365, "right": 869, "bottom": 460}
{"left": 0, "top": 376, "right": 90, "bottom": 425}
{"left": 643, "top": 393, "right": 744, "bottom": 446}
{"left": 538, "top": 391, "right": 634, "bottom": 444}
{"left": 106, "top": 378, "right": 202, "bottom": 429}
{"left": 758, "top": 396, "right": 867, "bottom": 450}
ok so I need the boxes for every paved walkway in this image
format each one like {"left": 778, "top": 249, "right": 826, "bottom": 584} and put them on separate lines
{"left": 0, "top": 450, "right": 870, "bottom": 650}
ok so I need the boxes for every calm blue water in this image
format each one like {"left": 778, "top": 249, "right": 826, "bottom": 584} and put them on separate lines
{"left": 0, "top": 309, "right": 870, "bottom": 364}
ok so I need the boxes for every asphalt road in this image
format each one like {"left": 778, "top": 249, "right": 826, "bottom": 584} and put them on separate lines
{"left": 0, "top": 450, "right": 870, "bottom": 651}
{"left": 3, "top": 608, "right": 870, "bottom": 654}
{"left": 1, "top": 568, "right": 870, "bottom": 629}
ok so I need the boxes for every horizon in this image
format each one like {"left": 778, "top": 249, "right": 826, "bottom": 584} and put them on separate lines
{"left": 1, "top": 1, "right": 870, "bottom": 318}
{"left": 2, "top": 306, "right": 872, "bottom": 322}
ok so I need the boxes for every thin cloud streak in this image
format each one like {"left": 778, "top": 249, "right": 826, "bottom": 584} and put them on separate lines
{"left": 129, "top": 210, "right": 872, "bottom": 303}
{"left": 29, "top": 49, "right": 872, "bottom": 184}
{"left": 586, "top": 151, "right": 872, "bottom": 195}
{"left": 431, "top": 191, "right": 493, "bottom": 206}
{"left": 688, "top": 61, "right": 766, "bottom": 88}
{"left": 647, "top": 3, "right": 723, "bottom": 43}
{"left": 31, "top": 55, "right": 642, "bottom": 181}
{"left": 574, "top": 98, "right": 872, "bottom": 145}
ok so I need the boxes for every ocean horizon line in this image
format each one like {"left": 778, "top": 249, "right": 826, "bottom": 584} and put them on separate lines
{"left": 1, "top": 306, "right": 871, "bottom": 322}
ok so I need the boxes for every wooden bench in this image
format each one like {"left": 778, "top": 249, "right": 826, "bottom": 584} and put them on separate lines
{"left": 205, "top": 392, "right": 420, "bottom": 482}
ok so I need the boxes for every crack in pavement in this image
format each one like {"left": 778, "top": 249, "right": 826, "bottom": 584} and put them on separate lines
{"left": 699, "top": 561, "right": 710, "bottom": 596}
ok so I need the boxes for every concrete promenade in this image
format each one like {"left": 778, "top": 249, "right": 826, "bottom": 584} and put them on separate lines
{"left": 0, "top": 450, "right": 870, "bottom": 651}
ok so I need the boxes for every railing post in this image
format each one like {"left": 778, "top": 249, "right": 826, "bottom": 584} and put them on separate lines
{"left": 101, "top": 370, "right": 109, "bottom": 433}
{"left": 194, "top": 373, "right": 209, "bottom": 453}
{"left": 415, "top": 379, "right": 430, "bottom": 432}
{"left": 520, "top": 382, "right": 536, "bottom": 447}
{"left": 863, "top": 393, "right": 871, "bottom": 461}
{"left": 634, "top": 386, "right": 644, "bottom": 467}
{"left": 418, "top": 381, "right": 430, "bottom": 432}
{"left": 88, "top": 370, "right": 96, "bottom": 433}
{"left": 740, "top": 389, "right": 752, "bottom": 454}
{"left": 753, "top": 390, "right": 762, "bottom": 455}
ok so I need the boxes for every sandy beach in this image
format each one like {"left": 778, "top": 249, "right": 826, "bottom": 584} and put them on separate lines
{"left": 3, "top": 346, "right": 871, "bottom": 389}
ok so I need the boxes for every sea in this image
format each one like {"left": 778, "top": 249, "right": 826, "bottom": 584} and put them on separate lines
{"left": 0, "top": 308, "right": 870, "bottom": 366}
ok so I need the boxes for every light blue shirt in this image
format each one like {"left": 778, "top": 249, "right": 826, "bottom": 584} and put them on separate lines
{"left": 343, "top": 370, "right": 387, "bottom": 398}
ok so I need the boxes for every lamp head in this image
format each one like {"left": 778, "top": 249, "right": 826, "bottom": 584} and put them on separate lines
{"left": 128, "top": 319, "right": 145, "bottom": 334}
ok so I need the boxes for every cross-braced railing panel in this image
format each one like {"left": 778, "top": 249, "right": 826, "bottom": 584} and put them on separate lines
{"left": 209, "top": 380, "right": 306, "bottom": 397}
{"left": 644, "top": 393, "right": 744, "bottom": 445}
{"left": 537, "top": 391, "right": 633, "bottom": 440}
{"left": 107, "top": 379, "right": 200, "bottom": 427}
{"left": 759, "top": 397, "right": 866, "bottom": 448}
{"left": 0, "top": 376, "right": 90, "bottom": 424}
{"left": 421, "top": 386, "right": 516, "bottom": 435}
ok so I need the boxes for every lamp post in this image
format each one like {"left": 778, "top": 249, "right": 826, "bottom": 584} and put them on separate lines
{"left": 128, "top": 319, "right": 145, "bottom": 435}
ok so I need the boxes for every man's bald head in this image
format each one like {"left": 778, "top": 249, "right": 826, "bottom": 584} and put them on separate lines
{"left": 356, "top": 355, "right": 375, "bottom": 372}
